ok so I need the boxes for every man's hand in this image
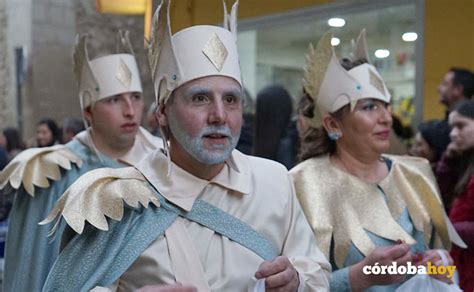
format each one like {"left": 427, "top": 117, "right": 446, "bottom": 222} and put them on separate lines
{"left": 255, "top": 256, "right": 300, "bottom": 291}
{"left": 136, "top": 284, "right": 197, "bottom": 292}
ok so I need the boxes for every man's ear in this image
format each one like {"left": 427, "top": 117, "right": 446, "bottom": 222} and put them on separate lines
{"left": 322, "top": 113, "right": 342, "bottom": 134}
{"left": 156, "top": 102, "right": 168, "bottom": 127}
{"left": 83, "top": 106, "right": 93, "bottom": 125}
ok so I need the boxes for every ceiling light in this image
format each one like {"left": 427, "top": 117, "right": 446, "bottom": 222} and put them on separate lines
{"left": 328, "top": 18, "right": 345, "bottom": 27}
{"left": 375, "top": 49, "right": 390, "bottom": 59}
{"left": 402, "top": 32, "right": 418, "bottom": 42}
{"left": 331, "top": 37, "right": 340, "bottom": 46}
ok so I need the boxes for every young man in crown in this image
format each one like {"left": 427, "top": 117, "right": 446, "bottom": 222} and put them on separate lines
{"left": 42, "top": 1, "right": 331, "bottom": 291}
{"left": 0, "top": 31, "right": 162, "bottom": 292}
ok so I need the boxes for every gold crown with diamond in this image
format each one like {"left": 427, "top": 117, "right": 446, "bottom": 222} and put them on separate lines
{"left": 73, "top": 30, "right": 143, "bottom": 109}
{"left": 148, "top": 0, "right": 242, "bottom": 105}
{"left": 303, "top": 29, "right": 391, "bottom": 128}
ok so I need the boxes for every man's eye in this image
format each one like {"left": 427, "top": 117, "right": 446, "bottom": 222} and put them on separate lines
{"left": 133, "top": 94, "right": 142, "bottom": 100}
{"left": 224, "top": 96, "right": 237, "bottom": 104}
{"left": 193, "top": 95, "right": 208, "bottom": 102}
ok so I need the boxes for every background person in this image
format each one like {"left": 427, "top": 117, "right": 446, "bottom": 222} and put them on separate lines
{"left": 61, "top": 117, "right": 85, "bottom": 143}
{"left": 0, "top": 127, "right": 25, "bottom": 162}
{"left": 438, "top": 68, "right": 474, "bottom": 112}
{"left": 436, "top": 100, "right": 474, "bottom": 292}
{"left": 253, "top": 85, "right": 298, "bottom": 169}
{"left": 235, "top": 88, "right": 254, "bottom": 155}
{"left": 35, "top": 118, "right": 60, "bottom": 147}
{"left": 409, "top": 120, "right": 450, "bottom": 168}
{"left": 432, "top": 68, "right": 474, "bottom": 156}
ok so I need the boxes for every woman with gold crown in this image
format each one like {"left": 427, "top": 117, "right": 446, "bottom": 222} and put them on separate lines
{"left": 290, "top": 30, "right": 466, "bottom": 291}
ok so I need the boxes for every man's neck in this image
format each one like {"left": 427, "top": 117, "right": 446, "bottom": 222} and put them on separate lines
{"left": 89, "top": 130, "right": 133, "bottom": 160}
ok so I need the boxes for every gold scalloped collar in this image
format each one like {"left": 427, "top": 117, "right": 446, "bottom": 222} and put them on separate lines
{"left": 290, "top": 154, "right": 450, "bottom": 268}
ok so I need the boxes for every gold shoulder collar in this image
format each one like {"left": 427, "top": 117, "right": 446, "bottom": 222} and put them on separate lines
{"left": 0, "top": 145, "right": 82, "bottom": 196}
{"left": 382, "top": 155, "right": 466, "bottom": 250}
{"left": 40, "top": 167, "right": 160, "bottom": 235}
{"left": 290, "top": 155, "right": 463, "bottom": 268}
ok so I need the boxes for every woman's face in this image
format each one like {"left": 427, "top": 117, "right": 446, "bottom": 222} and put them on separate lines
{"left": 449, "top": 111, "right": 474, "bottom": 152}
{"left": 410, "top": 132, "right": 436, "bottom": 162}
{"left": 337, "top": 98, "right": 393, "bottom": 156}
{"left": 36, "top": 123, "right": 54, "bottom": 147}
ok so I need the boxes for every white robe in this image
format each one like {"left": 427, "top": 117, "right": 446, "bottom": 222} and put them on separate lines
{"left": 99, "top": 149, "right": 331, "bottom": 291}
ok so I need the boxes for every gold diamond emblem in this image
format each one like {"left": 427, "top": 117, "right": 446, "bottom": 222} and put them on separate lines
{"left": 202, "top": 33, "right": 228, "bottom": 72}
{"left": 115, "top": 59, "right": 132, "bottom": 88}
{"left": 369, "top": 70, "right": 386, "bottom": 96}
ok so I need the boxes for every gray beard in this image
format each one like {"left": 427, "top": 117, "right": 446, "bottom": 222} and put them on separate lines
{"left": 168, "top": 115, "right": 240, "bottom": 165}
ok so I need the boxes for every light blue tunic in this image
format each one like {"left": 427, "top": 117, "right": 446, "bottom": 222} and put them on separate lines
{"left": 3, "top": 140, "right": 123, "bottom": 292}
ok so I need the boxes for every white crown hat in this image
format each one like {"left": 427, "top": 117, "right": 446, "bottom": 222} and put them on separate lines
{"left": 303, "top": 30, "right": 391, "bottom": 128}
{"left": 73, "top": 31, "right": 143, "bottom": 109}
{"left": 148, "top": 0, "right": 242, "bottom": 105}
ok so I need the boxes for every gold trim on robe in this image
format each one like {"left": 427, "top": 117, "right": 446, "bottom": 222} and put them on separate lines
{"left": 290, "top": 154, "right": 465, "bottom": 268}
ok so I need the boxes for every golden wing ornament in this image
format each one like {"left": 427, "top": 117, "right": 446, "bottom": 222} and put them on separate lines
{"left": 40, "top": 167, "right": 160, "bottom": 235}
{"left": 302, "top": 32, "right": 333, "bottom": 103}
{"left": 302, "top": 32, "right": 334, "bottom": 128}
{"left": 0, "top": 145, "right": 82, "bottom": 196}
